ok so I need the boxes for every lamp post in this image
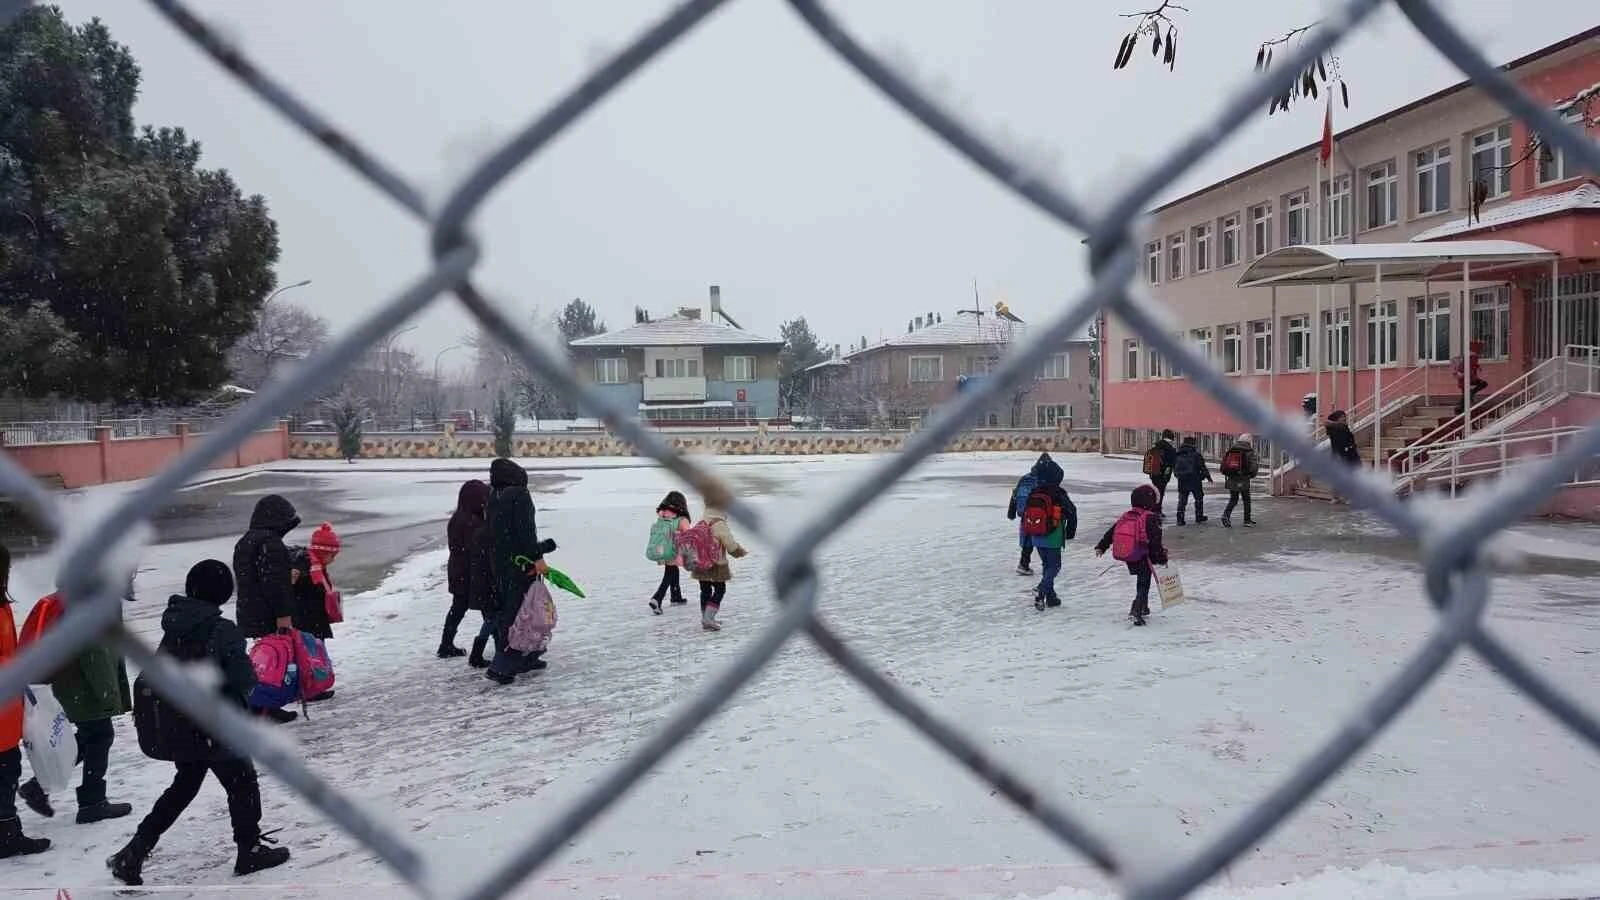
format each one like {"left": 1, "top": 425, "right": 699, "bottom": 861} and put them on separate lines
{"left": 433, "top": 344, "right": 461, "bottom": 424}
{"left": 379, "top": 325, "right": 418, "bottom": 424}
{"left": 265, "top": 279, "right": 312, "bottom": 306}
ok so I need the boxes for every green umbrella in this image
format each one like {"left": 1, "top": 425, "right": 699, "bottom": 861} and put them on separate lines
{"left": 543, "top": 565, "right": 585, "bottom": 599}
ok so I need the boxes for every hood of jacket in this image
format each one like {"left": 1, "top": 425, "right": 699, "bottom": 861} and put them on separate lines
{"left": 162, "top": 594, "right": 224, "bottom": 641}
{"left": 248, "top": 494, "right": 300, "bottom": 536}
{"left": 456, "top": 479, "right": 490, "bottom": 518}
{"left": 1131, "top": 484, "right": 1160, "bottom": 511}
{"left": 703, "top": 507, "right": 728, "bottom": 522}
{"left": 490, "top": 458, "right": 528, "bottom": 490}
{"left": 1032, "top": 456, "right": 1064, "bottom": 487}
{"left": 1231, "top": 434, "right": 1255, "bottom": 449}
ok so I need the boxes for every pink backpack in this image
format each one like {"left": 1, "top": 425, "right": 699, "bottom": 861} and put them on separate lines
{"left": 673, "top": 521, "right": 725, "bottom": 574}
{"left": 249, "top": 635, "right": 294, "bottom": 689}
{"left": 508, "top": 579, "right": 557, "bottom": 654}
{"left": 1111, "top": 509, "right": 1153, "bottom": 562}
{"left": 293, "top": 631, "right": 336, "bottom": 698}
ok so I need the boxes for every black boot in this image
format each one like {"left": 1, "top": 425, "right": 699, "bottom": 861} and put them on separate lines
{"left": 485, "top": 668, "right": 514, "bottom": 685}
{"left": 467, "top": 637, "right": 490, "bottom": 668}
{"left": 437, "top": 641, "right": 466, "bottom": 659}
{"left": 77, "top": 800, "right": 133, "bottom": 824}
{"left": 0, "top": 815, "right": 50, "bottom": 858}
{"left": 235, "top": 830, "right": 290, "bottom": 877}
{"left": 255, "top": 706, "right": 298, "bottom": 724}
{"left": 18, "top": 779, "right": 52, "bottom": 818}
{"left": 108, "top": 833, "right": 155, "bottom": 885}
{"left": 520, "top": 652, "right": 548, "bottom": 672}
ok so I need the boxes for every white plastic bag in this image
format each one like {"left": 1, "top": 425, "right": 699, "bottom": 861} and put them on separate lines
{"left": 1157, "top": 566, "right": 1187, "bottom": 610}
{"left": 22, "top": 686, "right": 77, "bottom": 793}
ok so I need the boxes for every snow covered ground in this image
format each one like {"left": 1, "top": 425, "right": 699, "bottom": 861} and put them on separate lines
{"left": 8, "top": 451, "right": 1600, "bottom": 899}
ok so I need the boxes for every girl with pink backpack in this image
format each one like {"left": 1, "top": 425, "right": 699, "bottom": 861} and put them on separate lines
{"left": 1093, "top": 484, "right": 1169, "bottom": 626}
{"left": 678, "top": 506, "right": 747, "bottom": 631}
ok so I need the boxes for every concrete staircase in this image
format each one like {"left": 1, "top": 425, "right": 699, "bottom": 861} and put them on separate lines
{"left": 1290, "top": 401, "right": 1457, "bottom": 503}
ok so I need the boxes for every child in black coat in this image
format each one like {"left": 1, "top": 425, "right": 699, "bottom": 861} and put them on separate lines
{"left": 1094, "top": 484, "right": 1169, "bottom": 626}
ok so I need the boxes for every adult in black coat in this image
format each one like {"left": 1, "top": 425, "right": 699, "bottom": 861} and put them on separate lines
{"left": 1325, "top": 410, "right": 1363, "bottom": 466}
{"left": 109, "top": 560, "right": 290, "bottom": 886}
{"left": 485, "top": 458, "right": 548, "bottom": 685}
{"left": 441, "top": 479, "right": 492, "bottom": 662}
{"left": 232, "top": 495, "right": 300, "bottom": 641}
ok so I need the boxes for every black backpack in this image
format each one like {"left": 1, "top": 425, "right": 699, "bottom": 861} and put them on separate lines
{"left": 133, "top": 629, "right": 225, "bottom": 763}
{"left": 1174, "top": 449, "right": 1200, "bottom": 479}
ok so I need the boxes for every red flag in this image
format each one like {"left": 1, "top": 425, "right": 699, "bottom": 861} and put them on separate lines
{"left": 1319, "top": 96, "right": 1334, "bottom": 164}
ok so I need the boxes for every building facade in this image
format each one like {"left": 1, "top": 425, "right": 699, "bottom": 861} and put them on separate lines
{"left": 1102, "top": 26, "right": 1600, "bottom": 462}
{"left": 820, "top": 313, "right": 1096, "bottom": 429}
{"left": 568, "top": 312, "right": 784, "bottom": 423}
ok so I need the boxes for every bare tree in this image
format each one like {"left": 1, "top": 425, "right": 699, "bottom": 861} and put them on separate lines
{"left": 228, "top": 299, "right": 330, "bottom": 388}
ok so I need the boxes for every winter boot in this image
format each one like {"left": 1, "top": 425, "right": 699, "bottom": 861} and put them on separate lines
{"left": 485, "top": 667, "right": 515, "bottom": 686}
{"left": 1016, "top": 564, "right": 1034, "bottom": 576}
{"left": 702, "top": 604, "right": 722, "bottom": 632}
{"left": 1243, "top": 518, "right": 1258, "bottom": 527}
{"left": 235, "top": 830, "right": 291, "bottom": 877}
{"left": 519, "top": 652, "right": 548, "bottom": 673}
{"left": 649, "top": 597, "right": 663, "bottom": 615}
{"left": 76, "top": 791, "right": 133, "bottom": 824}
{"left": 1221, "top": 517, "right": 1232, "bottom": 528}
{"left": 0, "top": 815, "right": 50, "bottom": 858}
{"left": 257, "top": 706, "right": 298, "bottom": 724}
{"left": 669, "top": 594, "right": 688, "bottom": 605}
{"left": 1033, "top": 590, "right": 1046, "bottom": 611}
{"left": 437, "top": 641, "right": 466, "bottom": 659}
{"left": 18, "top": 779, "right": 52, "bottom": 818}
{"left": 1044, "top": 595, "right": 1062, "bottom": 608}
{"left": 107, "top": 833, "right": 155, "bottom": 885}
{"left": 467, "top": 637, "right": 490, "bottom": 668}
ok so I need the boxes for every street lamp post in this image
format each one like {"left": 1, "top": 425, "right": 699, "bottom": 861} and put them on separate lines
{"left": 433, "top": 344, "right": 461, "bottom": 424}
{"left": 265, "top": 279, "right": 312, "bottom": 306}
{"left": 380, "top": 325, "right": 418, "bottom": 425}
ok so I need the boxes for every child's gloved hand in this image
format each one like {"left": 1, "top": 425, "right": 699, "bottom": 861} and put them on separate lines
{"left": 732, "top": 548, "right": 748, "bottom": 559}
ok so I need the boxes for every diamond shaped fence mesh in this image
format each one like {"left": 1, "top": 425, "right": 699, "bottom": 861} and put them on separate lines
{"left": 1, "top": 0, "right": 1598, "bottom": 897}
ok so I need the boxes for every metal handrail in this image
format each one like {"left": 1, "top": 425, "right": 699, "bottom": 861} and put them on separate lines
{"left": 1407, "top": 425, "right": 1600, "bottom": 498}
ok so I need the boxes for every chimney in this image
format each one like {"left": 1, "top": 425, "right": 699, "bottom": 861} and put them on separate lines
{"left": 709, "top": 285, "right": 722, "bottom": 314}
{"left": 834, "top": 343, "right": 841, "bottom": 358}
{"left": 927, "top": 310, "right": 934, "bottom": 326}
{"left": 907, "top": 320, "right": 913, "bottom": 334}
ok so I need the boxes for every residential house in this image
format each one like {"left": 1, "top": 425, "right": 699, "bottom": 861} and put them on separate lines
{"left": 830, "top": 312, "right": 1096, "bottom": 429}
{"left": 568, "top": 310, "right": 784, "bottom": 423}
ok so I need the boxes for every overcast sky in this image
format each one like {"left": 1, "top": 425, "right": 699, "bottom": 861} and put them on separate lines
{"left": 49, "top": 1, "right": 1598, "bottom": 372}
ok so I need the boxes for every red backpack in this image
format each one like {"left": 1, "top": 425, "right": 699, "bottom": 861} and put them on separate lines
{"left": 674, "top": 520, "right": 726, "bottom": 574}
{"left": 1221, "top": 448, "right": 1246, "bottom": 477}
{"left": 1021, "top": 488, "right": 1060, "bottom": 538}
{"left": 1111, "top": 509, "right": 1154, "bottom": 562}
{"left": 1141, "top": 445, "right": 1165, "bottom": 476}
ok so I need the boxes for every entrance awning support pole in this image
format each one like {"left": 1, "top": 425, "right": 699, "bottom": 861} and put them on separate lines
{"left": 1464, "top": 261, "right": 1473, "bottom": 441}
{"left": 1374, "top": 263, "right": 1384, "bottom": 471}
{"left": 1271, "top": 285, "right": 1279, "bottom": 495}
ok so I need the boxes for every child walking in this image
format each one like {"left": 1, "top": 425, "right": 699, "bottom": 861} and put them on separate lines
{"left": 1094, "top": 484, "right": 1169, "bottom": 626}
{"left": 646, "top": 491, "right": 692, "bottom": 615}
{"left": 687, "top": 507, "right": 747, "bottom": 632}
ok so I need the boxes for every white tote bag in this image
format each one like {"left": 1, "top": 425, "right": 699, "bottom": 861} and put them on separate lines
{"left": 1157, "top": 565, "right": 1187, "bottom": 611}
{"left": 22, "top": 686, "right": 77, "bottom": 793}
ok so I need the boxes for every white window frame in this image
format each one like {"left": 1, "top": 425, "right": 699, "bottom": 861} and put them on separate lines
{"left": 1145, "top": 240, "right": 1162, "bottom": 285}
{"left": 1471, "top": 286, "right": 1512, "bottom": 361}
{"left": 1363, "top": 300, "right": 1400, "bottom": 367}
{"left": 1322, "top": 308, "right": 1352, "bottom": 370}
{"left": 1284, "top": 191, "right": 1310, "bottom": 246}
{"left": 1250, "top": 319, "right": 1273, "bottom": 373}
{"left": 1190, "top": 327, "right": 1213, "bottom": 364}
{"left": 1219, "top": 214, "right": 1241, "bottom": 267}
{"left": 1192, "top": 222, "right": 1212, "bottom": 273}
{"left": 1411, "top": 293, "right": 1452, "bottom": 364}
{"left": 1123, "top": 339, "right": 1141, "bottom": 381}
{"left": 907, "top": 355, "right": 943, "bottom": 383}
{"left": 963, "top": 355, "right": 999, "bottom": 376}
{"left": 1414, "top": 142, "right": 1453, "bottom": 216}
{"left": 595, "top": 357, "right": 628, "bottom": 384}
{"left": 1321, "top": 174, "right": 1351, "bottom": 240}
{"left": 723, "top": 355, "right": 756, "bottom": 382}
{"left": 1148, "top": 344, "right": 1167, "bottom": 379}
{"left": 1221, "top": 324, "right": 1243, "bottom": 375}
{"left": 1537, "top": 109, "right": 1584, "bottom": 185}
{"left": 1286, "top": 315, "right": 1311, "bottom": 372}
{"left": 1167, "top": 232, "right": 1185, "bottom": 280}
{"left": 1039, "top": 352, "right": 1069, "bottom": 380}
{"left": 1168, "top": 332, "right": 1185, "bottom": 379}
{"left": 1035, "top": 403, "right": 1071, "bottom": 428}
{"left": 1364, "top": 160, "right": 1399, "bottom": 230}
{"left": 1249, "top": 203, "right": 1273, "bottom": 258}
{"left": 653, "top": 357, "right": 700, "bottom": 379}
{"left": 1471, "top": 123, "right": 1513, "bottom": 199}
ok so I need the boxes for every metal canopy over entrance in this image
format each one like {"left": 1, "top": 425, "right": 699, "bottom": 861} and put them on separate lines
{"left": 1234, "top": 240, "right": 1561, "bottom": 478}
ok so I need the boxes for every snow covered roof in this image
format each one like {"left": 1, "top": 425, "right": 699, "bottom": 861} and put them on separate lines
{"left": 845, "top": 315, "right": 1084, "bottom": 358}
{"left": 568, "top": 316, "right": 782, "bottom": 349}
{"left": 1410, "top": 182, "right": 1600, "bottom": 242}
{"left": 804, "top": 357, "right": 849, "bottom": 373}
{"left": 1236, "top": 240, "right": 1558, "bottom": 288}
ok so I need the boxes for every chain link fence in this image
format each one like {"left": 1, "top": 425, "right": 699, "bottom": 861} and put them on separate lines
{"left": 2, "top": 0, "right": 1598, "bottom": 896}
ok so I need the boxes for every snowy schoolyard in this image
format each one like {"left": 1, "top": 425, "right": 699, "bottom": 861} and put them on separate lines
{"left": 8, "top": 451, "right": 1600, "bottom": 899}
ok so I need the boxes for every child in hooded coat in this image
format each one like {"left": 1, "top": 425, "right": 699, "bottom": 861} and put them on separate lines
{"left": 1021, "top": 456, "right": 1077, "bottom": 608}
{"left": 1094, "top": 484, "right": 1169, "bottom": 626}
{"left": 689, "top": 507, "right": 747, "bottom": 631}
{"left": 443, "top": 480, "right": 491, "bottom": 659}
{"left": 648, "top": 491, "right": 692, "bottom": 615}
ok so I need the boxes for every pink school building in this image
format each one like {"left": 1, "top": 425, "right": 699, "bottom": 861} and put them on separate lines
{"left": 1101, "top": 25, "right": 1600, "bottom": 491}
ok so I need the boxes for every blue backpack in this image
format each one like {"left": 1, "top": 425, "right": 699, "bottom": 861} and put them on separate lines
{"left": 645, "top": 516, "right": 679, "bottom": 563}
{"left": 1013, "top": 474, "right": 1039, "bottom": 524}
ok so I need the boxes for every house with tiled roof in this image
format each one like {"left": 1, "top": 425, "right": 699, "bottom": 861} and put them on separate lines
{"left": 569, "top": 307, "right": 784, "bottom": 423}
{"left": 818, "top": 309, "right": 1096, "bottom": 429}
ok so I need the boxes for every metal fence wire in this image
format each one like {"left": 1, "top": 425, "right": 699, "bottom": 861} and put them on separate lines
{"left": 2, "top": 0, "right": 1599, "bottom": 897}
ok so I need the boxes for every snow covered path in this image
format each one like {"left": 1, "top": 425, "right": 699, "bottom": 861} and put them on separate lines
{"left": 8, "top": 452, "right": 1600, "bottom": 898}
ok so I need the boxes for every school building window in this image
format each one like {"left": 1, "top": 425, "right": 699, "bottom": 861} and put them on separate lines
{"left": 908, "top": 355, "right": 943, "bottom": 383}
{"left": 1249, "top": 203, "right": 1273, "bottom": 257}
{"left": 1250, "top": 320, "right": 1273, "bottom": 373}
{"left": 1471, "top": 123, "right": 1512, "bottom": 198}
{"left": 1167, "top": 232, "right": 1185, "bottom": 280}
{"left": 1411, "top": 294, "right": 1452, "bottom": 363}
{"left": 1364, "top": 300, "right": 1399, "bottom": 366}
{"left": 1286, "top": 315, "right": 1311, "bottom": 372}
{"left": 1039, "top": 352, "right": 1069, "bottom": 379}
{"left": 1191, "top": 327, "right": 1213, "bottom": 362}
{"left": 1192, "top": 222, "right": 1212, "bottom": 273}
{"left": 1219, "top": 214, "right": 1240, "bottom": 267}
{"left": 1365, "top": 160, "right": 1398, "bottom": 230}
{"left": 1414, "top": 143, "right": 1452, "bottom": 216}
{"left": 1146, "top": 240, "right": 1162, "bottom": 284}
{"left": 1321, "top": 174, "right": 1351, "bottom": 240}
{"left": 1036, "top": 404, "right": 1071, "bottom": 427}
{"left": 1284, "top": 191, "right": 1310, "bottom": 246}
{"left": 1537, "top": 109, "right": 1584, "bottom": 185}
{"left": 1471, "top": 286, "right": 1511, "bottom": 360}
{"left": 1322, "top": 308, "right": 1351, "bottom": 369}
{"left": 1123, "top": 339, "right": 1141, "bottom": 381}
{"left": 1221, "top": 325, "right": 1242, "bottom": 374}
